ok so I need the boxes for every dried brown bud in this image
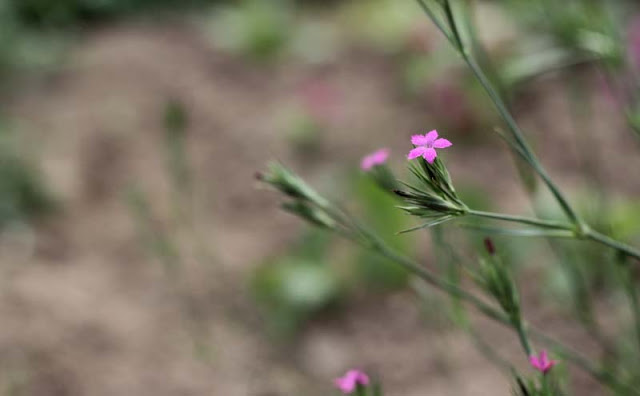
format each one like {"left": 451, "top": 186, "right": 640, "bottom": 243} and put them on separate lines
{"left": 484, "top": 237, "right": 496, "bottom": 255}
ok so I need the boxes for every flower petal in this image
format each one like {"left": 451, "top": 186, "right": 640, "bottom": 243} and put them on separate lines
{"left": 334, "top": 370, "right": 369, "bottom": 394}
{"left": 335, "top": 377, "right": 356, "bottom": 393}
{"left": 407, "top": 146, "right": 427, "bottom": 160}
{"left": 529, "top": 355, "right": 540, "bottom": 370}
{"left": 353, "top": 371, "right": 370, "bottom": 386}
{"left": 424, "top": 130, "right": 439, "bottom": 144}
{"left": 539, "top": 350, "right": 549, "bottom": 366}
{"left": 360, "top": 157, "right": 374, "bottom": 171}
{"left": 371, "top": 148, "right": 389, "bottom": 164}
{"left": 411, "top": 134, "right": 430, "bottom": 146}
{"left": 432, "top": 138, "right": 452, "bottom": 148}
{"left": 422, "top": 147, "right": 437, "bottom": 163}
{"left": 361, "top": 149, "right": 389, "bottom": 170}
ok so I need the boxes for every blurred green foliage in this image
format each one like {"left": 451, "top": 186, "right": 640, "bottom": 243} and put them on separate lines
{"left": 0, "top": 0, "right": 243, "bottom": 75}
{"left": 0, "top": 154, "right": 54, "bottom": 228}
{"left": 126, "top": 187, "right": 181, "bottom": 274}
{"left": 207, "top": 0, "right": 293, "bottom": 62}
{"left": 251, "top": 170, "right": 422, "bottom": 338}
{"left": 352, "top": 173, "right": 413, "bottom": 289}
{"left": 251, "top": 229, "right": 341, "bottom": 338}
{"left": 7, "top": 0, "right": 221, "bottom": 27}
{"left": 163, "top": 99, "right": 193, "bottom": 202}
{"left": 341, "top": 0, "right": 423, "bottom": 52}
{"left": 0, "top": 129, "right": 55, "bottom": 229}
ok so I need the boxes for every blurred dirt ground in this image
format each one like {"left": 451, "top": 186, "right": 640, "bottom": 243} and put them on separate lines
{"left": 0, "top": 15, "right": 637, "bottom": 396}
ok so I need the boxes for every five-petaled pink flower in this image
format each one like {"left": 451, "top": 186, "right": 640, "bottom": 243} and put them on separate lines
{"left": 407, "top": 130, "right": 452, "bottom": 164}
{"left": 334, "top": 369, "right": 370, "bottom": 394}
{"left": 361, "top": 148, "right": 390, "bottom": 171}
{"left": 529, "top": 350, "right": 557, "bottom": 374}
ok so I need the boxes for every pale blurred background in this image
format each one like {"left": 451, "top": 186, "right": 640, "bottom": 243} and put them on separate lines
{"left": 0, "top": 0, "right": 639, "bottom": 395}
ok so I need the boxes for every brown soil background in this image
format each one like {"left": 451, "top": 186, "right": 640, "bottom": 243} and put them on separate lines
{"left": 0, "top": 14, "right": 638, "bottom": 396}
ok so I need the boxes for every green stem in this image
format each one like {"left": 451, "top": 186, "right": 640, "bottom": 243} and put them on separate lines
{"left": 353, "top": 224, "right": 635, "bottom": 393}
{"left": 442, "top": 1, "right": 463, "bottom": 51}
{"left": 462, "top": 54, "right": 584, "bottom": 229}
{"left": 304, "top": 199, "right": 636, "bottom": 393}
{"left": 467, "top": 209, "right": 572, "bottom": 230}
{"left": 586, "top": 230, "right": 640, "bottom": 261}
{"left": 467, "top": 212, "right": 640, "bottom": 261}
{"left": 468, "top": 212, "right": 640, "bottom": 261}
{"left": 628, "top": 279, "right": 640, "bottom": 353}
{"left": 460, "top": 224, "right": 575, "bottom": 238}
{"left": 467, "top": 325, "right": 516, "bottom": 375}
{"left": 618, "top": 261, "right": 640, "bottom": 353}
{"left": 515, "top": 319, "right": 533, "bottom": 356}
{"left": 421, "top": 0, "right": 584, "bottom": 229}
{"left": 530, "top": 327, "right": 637, "bottom": 395}
{"left": 414, "top": 0, "right": 455, "bottom": 45}
{"left": 416, "top": 0, "right": 640, "bottom": 264}
{"left": 364, "top": 231, "right": 509, "bottom": 324}
{"left": 541, "top": 373, "right": 551, "bottom": 393}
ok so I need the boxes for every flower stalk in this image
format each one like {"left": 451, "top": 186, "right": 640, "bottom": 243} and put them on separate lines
{"left": 259, "top": 163, "right": 637, "bottom": 394}
{"left": 414, "top": 0, "right": 640, "bottom": 262}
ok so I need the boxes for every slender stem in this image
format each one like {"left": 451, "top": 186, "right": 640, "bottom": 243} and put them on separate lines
{"left": 443, "top": 1, "right": 464, "bottom": 51}
{"left": 515, "top": 320, "right": 533, "bottom": 356}
{"left": 467, "top": 326, "right": 517, "bottom": 375}
{"left": 530, "top": 327, "right": 638, "bottom": 395}
{"left": 469, "top": 211, "right": 640, "bottom": 261}
{"left": 586, "top": 230, "right": 640, "bottom": 261}
{"left": 416, "top": 0, "right": 640, "bottom": 265}
{"left": 365, "top": 232, "right": 510, "bottom": 325}
{"left": 467, "top": 209, "right": 572, "bottom": 230}
{"left": 617, "top": 260, "right": 640, "bottom": 353}
{"left": 414, "top": 0, "right": 455, "bottom": 45}
{"left": 424, "top": 0, "right": 584, "bottom": 228}
{"left": 460, "top": 224, "right": 575, "bottom": 238}
{"left": 352, "top": 224, "right": 635, "bottom": 393}
{"left": 628, "top": 278, "right": 640, "bottom": 353}
{"left": 462, "top": 55, "right": 584, "bottom": 229}
{"left": 283, "top": 188, "right": 635, "bottom": 392}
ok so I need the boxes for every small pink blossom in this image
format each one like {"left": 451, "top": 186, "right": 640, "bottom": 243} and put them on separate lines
{"left": 361, "top": 148, "right": 390, "bottom": 171}
{"left": 529, "top": 350, "right": 557, "bottom": 374}
{"left": 334, "top": 369, "right": 370, "bottom": 394}
{"left": 407, "top": 130, "right": 452, "bottom": 164}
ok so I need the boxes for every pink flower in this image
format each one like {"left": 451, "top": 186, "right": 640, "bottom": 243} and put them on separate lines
{"left": 334, "top": 369, "right": 370, "bottom": 394}
{"left": 529, "top": 350, "right": 557, "bottom": 374}
{"left": 407, "top": 130, "right": 452, "bottom": 163}
{"left": 361, "top": 148, "right": 390, "bottom": 171}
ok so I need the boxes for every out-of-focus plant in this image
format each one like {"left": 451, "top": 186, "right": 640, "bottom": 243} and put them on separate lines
{"left": 205, "top": 0, "right": 293, "bottom": 62}
{"left": 0, "top": 2, "right": 69, "bottom": 77}
{"left": 351, "top": 165, "right": 412, "bottom": 289}
{"left": 251, "top": 228, "right": 341, "bottom": 338}
{"left": 125, "top": 99, "right": 219, "bottom": 361}
{"left": 259, "top": 159, "right": 604, "bottom": 394}
{"left": 340, "top": 0, "right": 425, "bottom": 54}
{"left": 495, "top": 0, "right": 640, "bottom": 142}
{"left": 8, "top": 0, "right": 223, "bottom": 27}
{"left": 498, "top": 0, "right": 622, "bottom": 86}
{"left": 0, "top": 0, "right": 225, "bottom": 78}
{"left": 280, "top": 77, "right": 343, "bottom": 155}
{"left": 260, "top": 0, "right": 640, "bottom": 394}
{"left": 0, "top": 127, "right": 55, "bottom": 229}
